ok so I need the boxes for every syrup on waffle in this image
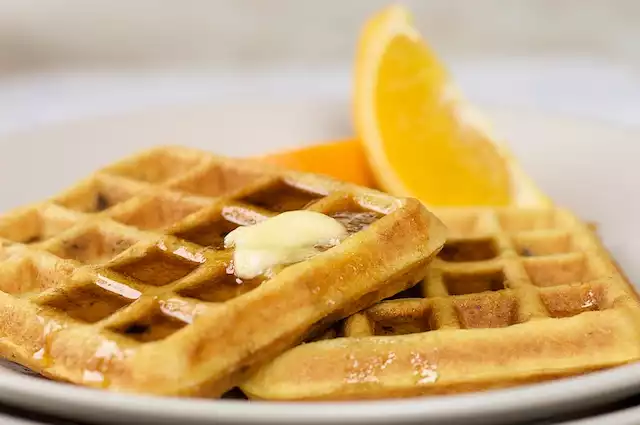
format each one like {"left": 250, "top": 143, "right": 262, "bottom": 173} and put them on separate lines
{"left": 242, "top": 207, "right": 640, "bottom": 400}
{"left": 0, "top": 146, "right": 446, "bottom": 397}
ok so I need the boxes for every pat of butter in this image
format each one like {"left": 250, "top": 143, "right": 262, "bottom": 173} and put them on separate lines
{"left": 224, "top": 211, "right": 347, "bottom": 279}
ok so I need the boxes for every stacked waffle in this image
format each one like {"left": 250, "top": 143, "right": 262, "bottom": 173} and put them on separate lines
{"left": 0, "top": 146, "right": 638, "bottom": 400}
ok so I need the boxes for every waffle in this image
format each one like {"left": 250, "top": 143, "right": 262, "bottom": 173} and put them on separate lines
{"left": 242, "top": 207, "right": 640, "bottom": 400}
{"left": 0, "top": 146, "right": 446, "bottom": 397}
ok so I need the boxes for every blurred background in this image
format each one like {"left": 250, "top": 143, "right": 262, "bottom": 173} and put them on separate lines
{"left": 1, "top": 0, "right": 639, "bottom": 135}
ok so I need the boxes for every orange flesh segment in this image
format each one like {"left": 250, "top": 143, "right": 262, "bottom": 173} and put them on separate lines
{"left": 253, "top": 6, "right": 550, "bottom": 208}
{"left": 374, "top": 36, "right": 511, "bottom": 206}
{"left": 255, "top": 139, "right": 376, "bottom": 188}
{"left": 355, "top": 6, "right": 513, "bottom": 206}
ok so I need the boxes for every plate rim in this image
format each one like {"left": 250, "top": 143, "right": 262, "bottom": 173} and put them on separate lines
{"left": 1, "top": 362, "right": 640, "bottom": 424}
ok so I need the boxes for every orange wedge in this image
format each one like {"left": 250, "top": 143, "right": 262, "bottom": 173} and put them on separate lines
{"left": 354, "top": 5, "right": 550, "bottom": 206}
{"left": 255, "top": 139, "right": 376, "bottom": 188}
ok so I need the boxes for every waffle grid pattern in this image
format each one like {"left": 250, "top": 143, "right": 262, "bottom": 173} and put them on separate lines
{"left": 0, "top": 146, "right": 444, "bottom": 397}
{"left": 343, "top": 207, "right": 627, "bottom": 336}
{"left": 0, "top": 148, "right": 381, "bottom": 340}
{"left": 241, "top": 207, "right": 640, "bottom": 400}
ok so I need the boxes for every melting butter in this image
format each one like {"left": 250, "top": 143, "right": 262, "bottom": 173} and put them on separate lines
{"left": 224, "top": 210, "right": 347, "bottom": 279}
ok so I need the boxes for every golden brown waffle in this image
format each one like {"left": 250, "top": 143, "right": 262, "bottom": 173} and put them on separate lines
{"left": 242, "top": 207, "right": 640, "bottom": 400}
{"left": 0, "top": 146, "right": 446, "bottom": 397}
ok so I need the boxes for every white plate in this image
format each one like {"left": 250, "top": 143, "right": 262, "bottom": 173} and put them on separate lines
{"left": 560, "top": 403, "right": 640, "bottom": 425}
{"left": 1, "top": 101, "right": 640, "bottom": 425}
